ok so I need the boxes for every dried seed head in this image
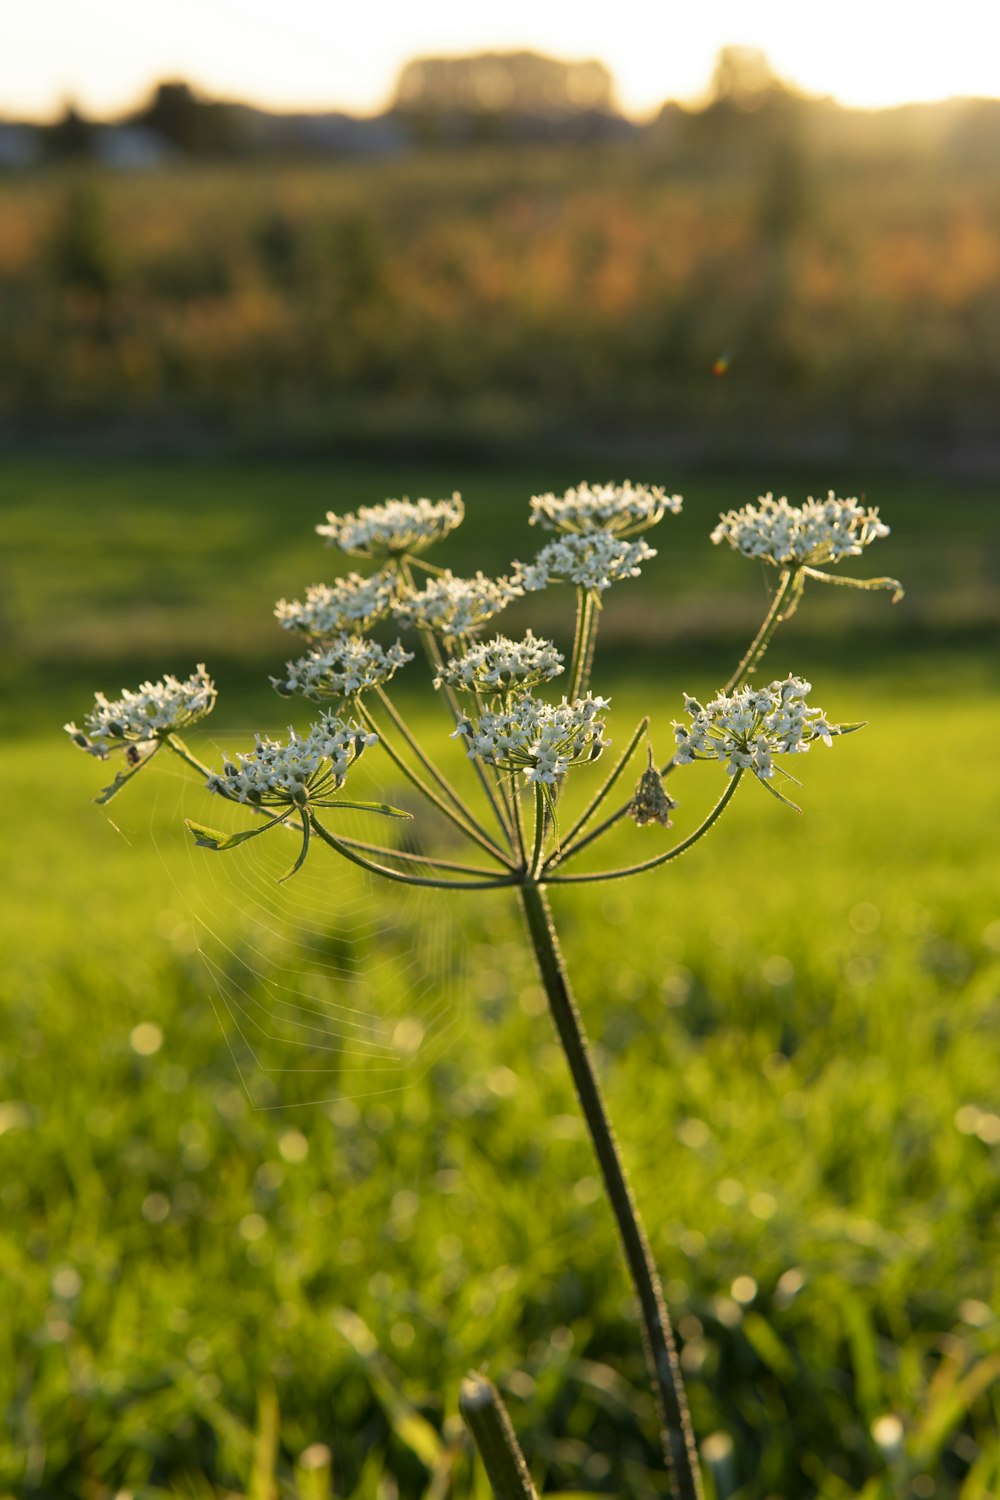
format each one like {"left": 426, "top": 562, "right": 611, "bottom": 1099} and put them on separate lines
{"left": 629, "top": 764, "right": 677, "bottom": 827}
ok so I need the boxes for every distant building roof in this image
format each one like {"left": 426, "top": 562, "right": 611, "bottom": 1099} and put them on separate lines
{"left": 93, "top": 126, "right": 174, "bottom": 170}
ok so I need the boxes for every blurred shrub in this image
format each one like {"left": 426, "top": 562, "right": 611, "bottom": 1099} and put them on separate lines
{"left": 1, "top": 110, "right": 999, "bottom": 457}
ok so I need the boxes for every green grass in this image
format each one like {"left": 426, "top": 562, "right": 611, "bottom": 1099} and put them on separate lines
{"left": 3, "top": 453, "right": 996, "bottom": 736}
{"left": 2, "top": 457, "right": 999, "bottom": 1498}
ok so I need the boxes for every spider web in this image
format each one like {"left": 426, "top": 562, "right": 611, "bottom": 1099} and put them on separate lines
{"left": 134, "top": 724, "right": 477, "bottom": 1112}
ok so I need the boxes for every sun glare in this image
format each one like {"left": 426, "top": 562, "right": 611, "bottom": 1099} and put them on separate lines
{"left": 4, "top": 0, "right": 1000, "bottom": 120}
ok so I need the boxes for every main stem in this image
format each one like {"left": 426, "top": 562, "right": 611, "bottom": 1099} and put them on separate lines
{"left": 517, "top": 882, "right": 703, "bottom": 1500}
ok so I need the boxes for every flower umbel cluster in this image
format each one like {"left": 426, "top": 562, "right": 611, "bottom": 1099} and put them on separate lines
{"left": 453, "top": 693, "right": 610, "bottom": 785}
{"left": 65, "top": 665, "right": 216, "bottom": 757}
{"left": 530, "top": 481, "right": 682, "bottom": 537}
{"left": 514, "top": 533, "right": 656, "bottom": 595}
{"left": 435, "top": 631, "right": 564, "bottom": 695}
{"left": 674, "top": 676, "right": 843, "bottom": 782}
{"left": 317, "top": 494, "right": 464, "bottom": 559}
{"left": 275, "top": 573, "right": 397, "bottom": 639}
{"left": 206, "top": 715, "right": 377, "bottom": 807}
{"left": 711, "top": 492, "right": 890, "bottom": 568}
{"left": 393, "top": 570, "right": 522, "bottom": 637}
{"left": 274, "top": 636, "right": 413, "bottom": 701}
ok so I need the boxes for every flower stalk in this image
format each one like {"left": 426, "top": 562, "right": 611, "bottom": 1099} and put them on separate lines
{"left": 66, "top": 479, "right": 900, "bottom": 1499}
{"left": 721, "top": 566, "right": 802, "bottom": 694}
{"left": 459, "top": 1373, "right": 538, "bottom": 1500}
{"left": 518, "top": 880, "right": 703, "bottom": 1500}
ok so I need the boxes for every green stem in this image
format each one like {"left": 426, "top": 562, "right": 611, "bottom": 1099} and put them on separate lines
{"left": 800, "top": 566, "right": 904, "bottom": 602}
{"left": 373, "top": 685, "right": 503, "bottom": 852}
{"left": 405, "top": 556, "right": 447, "bottom": 576}
{"left": 518, "top": 883, "right": 703, "bottom": 1500}
{"left": 567, "top": 586, "right": 587, "bottom": 701}
{"left": 509, "top": 771, "right": 528, "bottom": 871}
{"left": 545, "top": 717, "right": 649, "bottom": 871}
{"left": 397, "top": 555, "right": 514, "bottom": 846}
{"left": 545, "top": 772, "right": 742, "bottom": 884}
{"left": 310, "top": 815, "right": 518, "bottom": 891}
{"left": 530, "top": 783, "right": 547, "bottom": 878}
{"left": 553, "top": 568, "right": 800, "bottom": 860}
{"left": 459, "top": 1373, "right": 538, "bottom": 1500}
{"left": 164, "top": 733, "right": 214, "bottom": 781}
{"left": 356, "top": 701, "right": 512, "bottom": 867}
{"left": 331, "top": 836, "right": 503, "bottom": 879}
{"left": 578, "top": 591, "right": 601, "bottom": 694}
{"left": 721, "top": 567, "right": 800, "bottom": 695}
{"left": 568, "top": 588, "right": 597, "bottom": 702}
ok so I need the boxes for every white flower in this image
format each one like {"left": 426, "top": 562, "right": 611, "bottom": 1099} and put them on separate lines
{"left": 273, "top": 636, "right": 413, "bottom": 700}
{"left": 513, "top": 532, "right": 656, "bottom": 594}
{"left": 316, "top": 494, "right": 464, "bottom": 558}
{"left": 65, "top": 665, "right": 216, "bottom": 758}
{"left": 435, "top": 631, "right": 564, "bottom": 694}
{"left": 530, "top": 481, "right": 681, "bottom": 537}
{"left": 275, "top": 572, "right": 397, "bottom": 639}
{"left": 392, "top": 569, "right": 522, "bottom": 636}
{"left": 452, "top": 692, "right": 611, "bottom": 784}
{"left": 206, "top": 713, "right": 377, "bottom": 808}
{"left": 711, "top": 491, "right": 890, "bottom": 568}
{"left": 673, "top": 676, "right": 848, "bottom": 782}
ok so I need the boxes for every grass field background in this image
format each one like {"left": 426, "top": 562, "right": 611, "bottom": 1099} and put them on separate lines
{"left": 2, "top": 458, "right": 999, "bottom": 1499}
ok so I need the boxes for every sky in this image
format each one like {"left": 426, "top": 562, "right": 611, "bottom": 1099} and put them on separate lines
{"left": 5, "top": 0, "right": 1000, "bottom": 122}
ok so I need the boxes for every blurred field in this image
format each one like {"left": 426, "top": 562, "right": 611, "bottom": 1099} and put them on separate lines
{"left": 2, "top": 457, "right": 999, "bottom": 1498}
{"left": 4, "top": 454, "right": 997, "bottom": 737}
{"left": 2, "top": 129, "right": 1000, "bottom": 461}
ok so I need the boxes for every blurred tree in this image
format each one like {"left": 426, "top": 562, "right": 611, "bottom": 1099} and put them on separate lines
{"left": 131, "top": 81, "right": 245, "bottom": 155}
{"left": 46, "top": 101, "right": 95, "bottom": 160}
{"left": 709, "top": 46, "right": 787, "bottom": 113}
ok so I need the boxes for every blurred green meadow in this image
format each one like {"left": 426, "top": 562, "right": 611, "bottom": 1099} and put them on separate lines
{"left": 2, "top": 457, "right": 1000, "bottom": 1499}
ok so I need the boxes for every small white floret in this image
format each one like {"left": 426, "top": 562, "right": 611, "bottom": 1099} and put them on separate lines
{"left": 65, "top": 665, "right": 217, "bottom": 758}
{"left": 274, "top": 636, "right": 413, "bottom": 701}
{"left": 530, "top": 481, "right": 681, "bottom": 537}
{"left": 452, "top": 692, "right": 610, "bottom": 783}
{"left": 436, "top": 631, "right": 564, "bottom": 694}
{"left": 275, "top": 572, "right": 397, "bottom": 638}
{"left": 512, "top": 532, "right": 656, "bottom": 595}
{"left": 392, "top": 570, "right": 521, "bottom": 636}
{"left": 711, "top": 492, "right": 890, "bottom": 568}
{"left": 206, "top": 713, "right": 377, "bottom": 808}
{"left": 673, "top": 675, "right": 851, "bottom": 791}
{"left": 317, "top": 495, "right": 463, "bottom": 558}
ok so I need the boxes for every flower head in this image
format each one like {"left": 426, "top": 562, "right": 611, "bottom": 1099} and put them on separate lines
{"left": 711, "top": 492, "right": 890, "bottom": 568}
{"left": 392, "top": 569, "right": 521, "bottom": 637}
{"left": 435, "top": 631, "right": 563, "bottom": 695}
{"left": 530, "top": 481, "right": 681, "bottom": 537}
{"left": 513, "top": 532, "right": 656, "bottom": 595}
{"left": 316, "top": 494, "right": 464, "bottom": 558}
{"left": 674, "top": 676, "right": 848, "bottom": 783}
{"left": 206, "top": 714, "right": 377, "bottom": 808}
{"left": 275, "top": 572, "right": 397, "bottom": 640}
{"left": 452, "top": 692, "right": 611, "bottom": 784}
{"left": 207, "top": 715, "right": 375, "bottom": 807}
{"left": 65, "top": 665, "right": 216, "bottom": 758}
{"left": 273, "top": 636, "right": 413, "bottom": 701}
